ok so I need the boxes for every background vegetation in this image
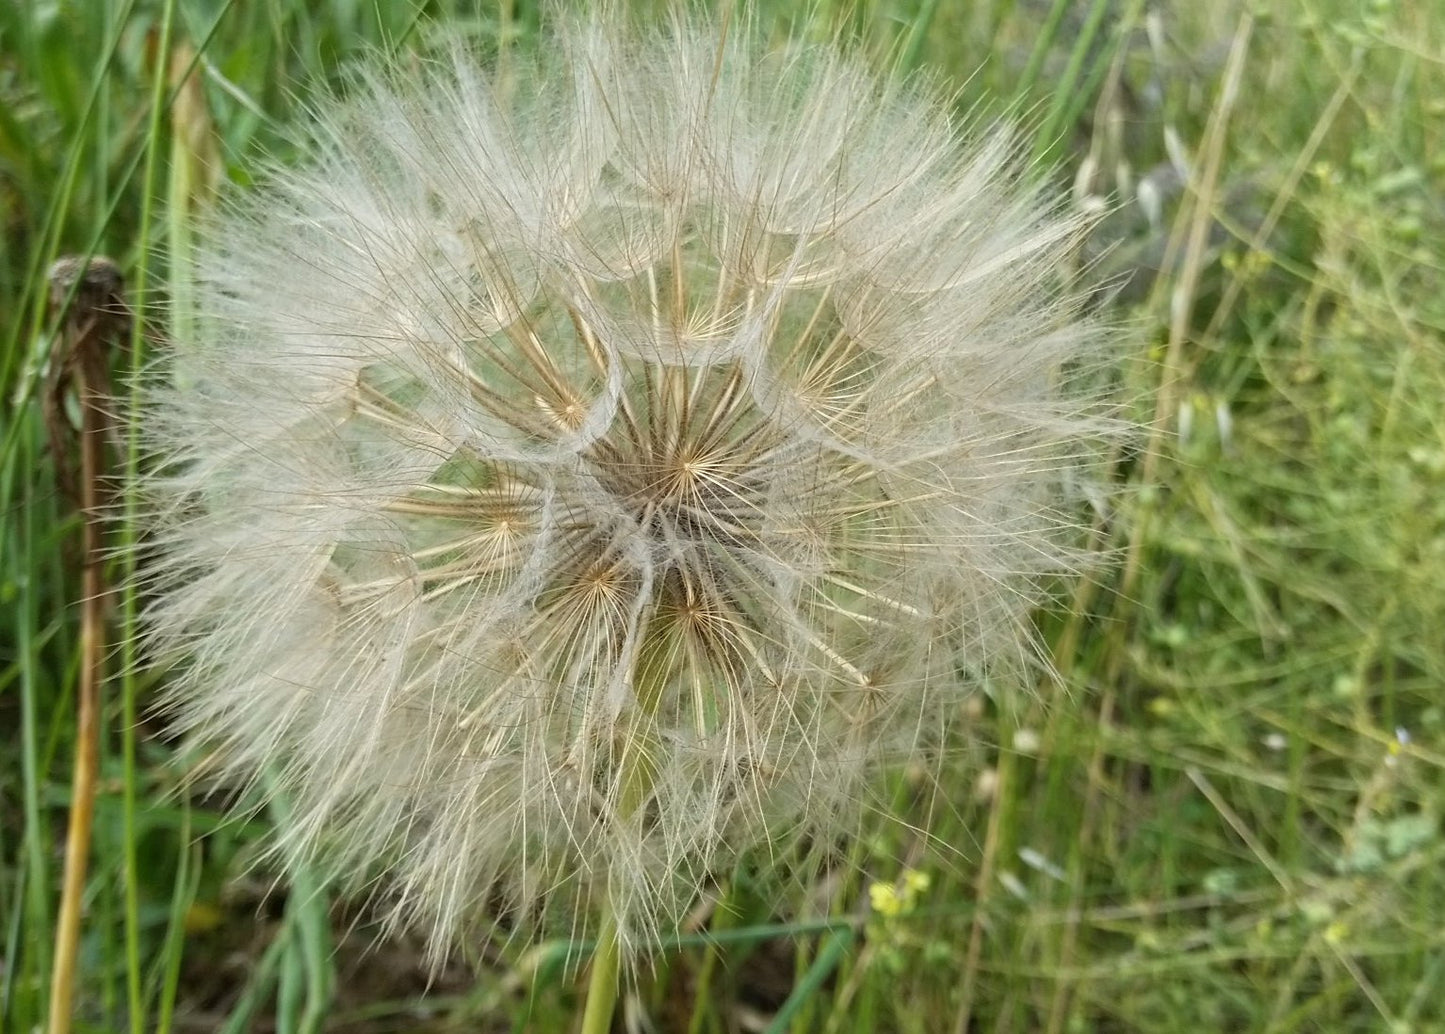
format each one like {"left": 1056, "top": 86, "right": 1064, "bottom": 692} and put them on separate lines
{"left": 3, "top": 0, "right": 1441, "bottom": 1030}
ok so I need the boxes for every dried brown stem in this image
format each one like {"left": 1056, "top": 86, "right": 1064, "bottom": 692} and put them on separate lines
{"left": 44, "top": 255, "right": 129, "bottom": 1034}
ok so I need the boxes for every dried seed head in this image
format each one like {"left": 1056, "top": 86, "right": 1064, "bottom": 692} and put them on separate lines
{"left": 140, "top": 16, "right": 1114, "bottom": 964}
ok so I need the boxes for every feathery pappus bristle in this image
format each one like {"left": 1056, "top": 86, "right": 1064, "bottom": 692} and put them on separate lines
{"left": 137, "top": 13, "right": 1115, "bottom": 966}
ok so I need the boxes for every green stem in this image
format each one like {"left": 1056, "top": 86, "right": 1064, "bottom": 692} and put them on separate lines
{"left": 579, "top": 908, "right": 621, "bottom": 1034}
{"left": 578, "top": 604, "right": 676, "bottom": 1034}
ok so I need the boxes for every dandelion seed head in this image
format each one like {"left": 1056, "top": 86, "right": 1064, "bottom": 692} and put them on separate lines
{"left": 142, "top": 16, "right": 1113, "bottom": 965}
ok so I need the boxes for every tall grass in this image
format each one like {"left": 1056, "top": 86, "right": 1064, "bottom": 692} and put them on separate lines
{"left": 3, "top": 1, "right": 1441, "bottom": 1031}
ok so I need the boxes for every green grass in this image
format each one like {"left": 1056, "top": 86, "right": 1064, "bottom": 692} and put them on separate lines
{"left": 3, "top": 0, "right": 1442, "bottom": 1031}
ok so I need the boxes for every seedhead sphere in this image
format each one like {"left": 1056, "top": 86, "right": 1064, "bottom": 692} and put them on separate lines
{"left": 144, "top": 17, "right": 1108, "bottom": 962}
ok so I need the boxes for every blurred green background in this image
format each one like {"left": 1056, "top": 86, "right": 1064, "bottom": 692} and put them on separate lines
{"left": 3, "top": 1, "right": 1442, "bottom": 1031}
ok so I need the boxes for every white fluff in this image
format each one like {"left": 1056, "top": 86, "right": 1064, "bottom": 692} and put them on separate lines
{"left": 139, "top": 15, "right": 1114, "bottom": 966}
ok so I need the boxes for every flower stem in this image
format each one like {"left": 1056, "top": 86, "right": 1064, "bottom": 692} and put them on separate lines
{"left": 579, "top": 604, "right": 677, "bottom": 1034}
{"left": 580, "top": 907, "right": 621, "bottom": 1034}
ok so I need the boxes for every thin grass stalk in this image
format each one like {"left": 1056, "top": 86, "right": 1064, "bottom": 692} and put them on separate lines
{"left": 121, "top": 4, "right": 179, "bottom": 1029}
{"left": 153, "top": 818, "right": 197, "bottom": 1034}
{"left": 12, "top": 435, "right": 50, "bottom": 1033}
{"left": 1041, "top": 691, "right": 1113, "bottom": 1034}
{"left": 1117, "top": 12, "right": 1253, "bottom": 617}
{"left": 951, "top": 736, "right": 1016, "bottom": 1034}
{"left": 1013, "top": 0, "right": 1073, "bottom": 103}
{"left": 685, "top": 881, "right": 733, "bottom": 1034}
